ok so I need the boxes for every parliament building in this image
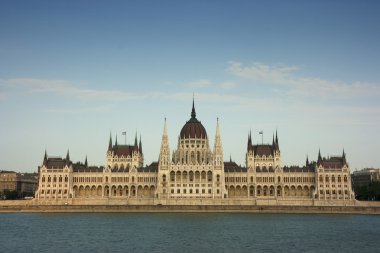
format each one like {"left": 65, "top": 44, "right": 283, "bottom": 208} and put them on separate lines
{"left": 35, "top": 101, "right": 355, "bottom": 205}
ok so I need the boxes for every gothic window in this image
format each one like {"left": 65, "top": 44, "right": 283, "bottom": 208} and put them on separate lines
{"left": 162, "top": 175, "right": 166, "bottom": 182}
{"left": 42, "top": 176, "right": 45, "bottom": 182}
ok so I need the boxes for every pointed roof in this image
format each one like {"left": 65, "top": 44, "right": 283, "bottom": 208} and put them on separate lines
{"left": 108, "top": 132, "right": 112, "bottom": 151}
{"left": 134, "top": 132, "right": 138, "bottom": 147}
{"left": 318, "top": 149, "right": 322, "bottom": 163}
{"left": 43, "top": 150, "right": 48, "bottom": 165}
{"left": 191, "top": 95, "right": 196, "bottom": 119}
{"left": 115, "top": 135, "right": 118, "bottom": 146}
{"left": 275, "top": 129, "right": 278, "bottom": 143}
{"left": 85, "top": 156, "right": 88, "bottom": 167}
{"left": 139, "top": 134, "right": 142, "bottom": 154}
{"left": 180, "top": 99, "right": 207, "bottom": 139}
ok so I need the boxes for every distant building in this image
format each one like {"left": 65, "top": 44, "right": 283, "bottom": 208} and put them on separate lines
{"left": 0, "top": 170, "right": 38, "bottom": 197}
{"left": 352, "top": 168, "right": 380, "bottom": 187}
{"left": 34, "top": 100, "right": 355, "bottom": 205}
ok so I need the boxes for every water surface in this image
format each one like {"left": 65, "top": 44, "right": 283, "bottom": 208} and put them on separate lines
{"left": 1, "top": 213, "right": 379, "bottom": 252}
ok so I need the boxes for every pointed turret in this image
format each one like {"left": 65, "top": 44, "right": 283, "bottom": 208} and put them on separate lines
{"left": 272, "top": 133, "right": 275, "bottom": 146}
{"left": 318, "top": 149, "right": 322, "bottom": 163}
{"left": 43, "top": 150, "right": 48, "bottom": 165}
{"left": 139, "top": 134, "right": 142, "bottom": 154}
{"left": 108, "top": 132, "right": 112, "bottom": 151}
{"left": 65, "top": 149, "right": 70, "bottom": 166}
{"left": 275, "top": 129, "right": 278, "bottom": 143}
{"left": 342, "top": 148, "right": 347, "bottom": 165}
{"left": 306, "top": 155, "right": 309, "bottom": 166}
{"left": 159, "top": 118, "right": 170, "bottom": 167}
{"left": 213, "top": 118, "right": 223, "bottom": 167}
{"left": 247, "top": 130, "right": 253, "bottom": 151}
{"left": 85, "top": 156, "right": 88, "bottom": 167}
{"left": 134, "top": 131, "right": 138, "bottom": 148}
{"left": 274, "top": 130, "right": 279, "bottom": 150}
{"left": 115, "top": 135, "right": 118, "bottom": 146}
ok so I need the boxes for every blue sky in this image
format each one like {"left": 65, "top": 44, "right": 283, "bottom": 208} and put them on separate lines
{"left": 1, "top": 0, "right": 380, "bottom": 172}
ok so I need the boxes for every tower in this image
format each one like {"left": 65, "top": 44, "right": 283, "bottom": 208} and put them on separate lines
{"left": 157, "top": 118, "right": 170, "bottom": 199}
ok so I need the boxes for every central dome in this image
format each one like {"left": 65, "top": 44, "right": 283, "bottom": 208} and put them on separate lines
{"left": 180, "top": 100, "right": 207, "bottom": 139}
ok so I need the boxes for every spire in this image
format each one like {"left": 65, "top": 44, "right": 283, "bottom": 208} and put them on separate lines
{"left": 139, "top": 134, "right": 142, "bottom": 154}
{"left": 115, "top": 135, "right": 118, "bottom": 146}
{"left": 230, "top": 154, "right": 232, "bottom": 162}
{"left": 318, "top": 149, "right": 322, "bottom": 162}
{"left": 213, "top": 117, "right": 223, "bottom": 166}
{"left": 272, "top": 133, "right": 275, "bottom": 146}
{"left": 65, "top": 149, "right": 71, "bottom": 166}
{"left": 85, "top": 156, "right": 88, "bottom": 167}
{"left": 159, "top": 118, "right": 170, "bottom": 167}
{"left": 108, "top": 132, "right": 113, "bottom": 151}
{"left": 163, "top": 117, "right": 168, "bottom": 136}
{"left": 306, "top": 155, "right": 309, "bottom": 166}
{"left": 134, "top": 131, "right": 138, "bottom": 148}
{"left": 216, "top": 117, "right": 220, "bottom": 137}
{"left": 275, "top": 129, "right": 278, "bottom": 144}
{"left": 191, "top": 96, "right": 196, "bottom": 119}
{"left": 342, "top": 148, "right": 346, "bottom": 165}
{"left": 43, "top": 150, "right": 48, "bottom": 165}
{"left": 247, "top": 129, "right": 253, "bottom": 150}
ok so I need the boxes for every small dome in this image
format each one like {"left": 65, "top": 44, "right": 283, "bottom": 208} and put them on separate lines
{"left": 179, "top": 100, "right": 207, "bottom": 139}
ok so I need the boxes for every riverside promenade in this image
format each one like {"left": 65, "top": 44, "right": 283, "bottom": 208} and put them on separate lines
{"left": 1, "top": 200, "right": 380, "bottom": 214}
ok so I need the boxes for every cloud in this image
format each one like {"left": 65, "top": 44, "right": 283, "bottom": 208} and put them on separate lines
{"left": 0, "top": 78, "right": 148, "bottom": 101}
{"left": 227, "top": 61, "right": 380, "bottom": 98}
{"left": 186, "top": 79, "right": 212, "bottom": 88}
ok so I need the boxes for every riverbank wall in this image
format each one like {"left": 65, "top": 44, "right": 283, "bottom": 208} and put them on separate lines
{"left": 1, "top": 200, "right": 380, "bottom": 214}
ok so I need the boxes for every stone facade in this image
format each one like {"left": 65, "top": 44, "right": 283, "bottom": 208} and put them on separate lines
{"left": 0, "top": 170, "right": 38, "bottom": 197}
{"left": 34, "top": 101, "right": 355, "bottom": 205}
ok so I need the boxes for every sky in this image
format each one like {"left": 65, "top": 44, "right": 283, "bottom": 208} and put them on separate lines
{"left": 1, "top": 0, "right": 380, "bottom": 172}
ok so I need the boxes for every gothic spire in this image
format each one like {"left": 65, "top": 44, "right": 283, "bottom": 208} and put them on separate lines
{"left": 134, "top": 131, "right": 138, "bottom": 147}
{"left": 139, "top": 134, "right": 142, "bottom": 154}
{"left": 275, "top": 129, "right": 278, "bottom": 144}
{"left": 318, "top": 149, "right": 322, "bottom": 162}
{"left": 85, "top": 155, "right": 88, "bottom": 167}
{"left": 191, "top": 96, "right": 196, "bottom": 119}
{"left": 306, "top": 155, "right": 309, "bottom": 166}
{"left": 66, "top": 149, "right": 70, "bottom": 161}
{"left": 43, "top": 150, "right": 48, "bottom": 165}
{"left": 115, "top": 135, "right": 118, "bottom": 146}
{"left": 108, "top": 132, "right": 112, "bottom": 151}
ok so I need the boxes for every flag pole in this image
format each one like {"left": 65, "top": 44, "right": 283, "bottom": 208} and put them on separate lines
{"left": 122, "top": 131, "right": 126, "bottom": 145}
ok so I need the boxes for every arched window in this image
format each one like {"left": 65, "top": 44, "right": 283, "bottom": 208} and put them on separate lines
{"left": 42, "top": 176, "right": 45, "bottom": 182}
{"left": 53, "top": 176, "right": 57, "bottom": 182}
{"left": 162, "top": 175, "right": 166, "bottom": 182}
{"left": 170, "top": 171, "right": 175, "bottom": 182}
{"left": 59, "top": 176, "right": 62, "bottom": 182}
{"left": 217, "top": 174, "right": 220, "bottom": 182}
{"left": 65, "top": 176, "right": 68, "bottom": 182}
{"left": 48, "top": 176, "right": 51, "bottom": 182}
